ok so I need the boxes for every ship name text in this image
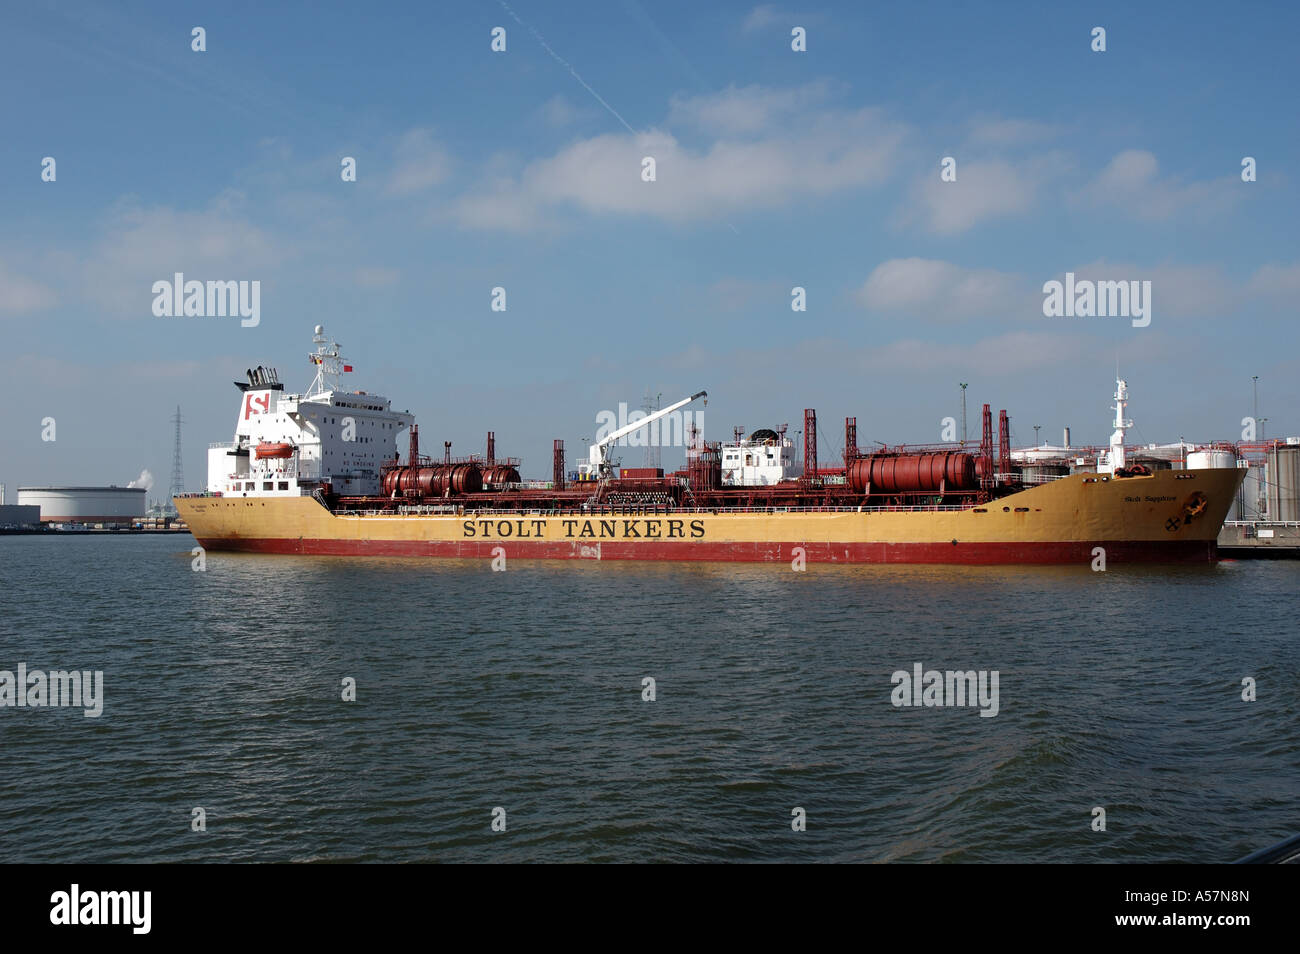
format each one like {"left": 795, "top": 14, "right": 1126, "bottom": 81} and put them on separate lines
{"left": 462, "top": 517, "right": 706, "bottom": 539}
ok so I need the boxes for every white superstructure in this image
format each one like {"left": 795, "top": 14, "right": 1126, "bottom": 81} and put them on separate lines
{"left": 205, "top": 326, "right": 413, "bottom": 498}
{"left": 1097, "top": 378, "right": 1133, "bottom": 476}
{"left": 721, "top": 428, "right": 800, "bottom": 486}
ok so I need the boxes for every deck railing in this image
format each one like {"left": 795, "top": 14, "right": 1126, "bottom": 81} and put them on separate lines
{"left": 333, "top": 503, "right": 978, "bottom": 517}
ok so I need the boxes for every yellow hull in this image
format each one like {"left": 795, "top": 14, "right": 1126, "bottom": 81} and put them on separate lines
{"left": 174, "top": 468, "right": 1244, "bottom": 564}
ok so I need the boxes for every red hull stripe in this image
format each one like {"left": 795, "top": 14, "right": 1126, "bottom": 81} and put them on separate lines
{"left": 193, "top": 537, "right": 1218, "bottom": 564}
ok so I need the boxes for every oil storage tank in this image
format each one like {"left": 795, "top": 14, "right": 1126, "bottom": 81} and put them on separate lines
{"left": 1228, "top": 463, "right": 1263, "bottom": 521}
{"left": 17, "top": 486, "right": 146, "bottom": 524}
{"left": 1267, "top": 444, "right": 1300, "bottom": 522}
{"left": 1188, "top": 449, "right": 1236, "bottom": 471}
{"left": 1187, "top": 449, "right": 1247, "bottom": 520}
{"left": 1019, "top": 463, "right": 1070, "bottom": 485}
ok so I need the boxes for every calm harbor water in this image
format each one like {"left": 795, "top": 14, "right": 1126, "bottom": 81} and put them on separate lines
{"left": 1, "top": 534, "right": 1296, "bottom": 863}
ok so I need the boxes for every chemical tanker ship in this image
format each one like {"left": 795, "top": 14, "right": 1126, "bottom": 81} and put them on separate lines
{"left": 174, "top": 327, "right": 1245, "bottom": 564}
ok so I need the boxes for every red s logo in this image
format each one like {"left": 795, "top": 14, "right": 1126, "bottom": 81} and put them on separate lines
{"left": 244, "top": 392, "right": 270, "bottom": 420}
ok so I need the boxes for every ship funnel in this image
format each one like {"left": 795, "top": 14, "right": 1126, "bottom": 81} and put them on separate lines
{"left": 1063, "top": 427, "right": 1071, "bottom": 449}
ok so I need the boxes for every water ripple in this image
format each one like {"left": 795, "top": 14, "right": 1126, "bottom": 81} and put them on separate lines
{"left": 0, "top": 536, "right": 1296, "bottom": 862}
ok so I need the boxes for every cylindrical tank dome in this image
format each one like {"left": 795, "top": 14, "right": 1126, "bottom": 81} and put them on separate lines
{"left": 405, "top": 468, "right": 436, "bottom": 496}
{"left": 439, "top": 463, "right": 482, "bottom": 496}
{"left": 382, "top": 464, "right": 483, "bottom": 497}
{"left": 847, "top": 453, "right": 977, "bottom": 494}
{"left": 1188, "top": 449, "right": 1236, "bottom": 470}
{"left": 481, "top": 465, "right": 521, "bottom": 486}
{"left": 16, "top": 486, "right": 147, "bottom": 523}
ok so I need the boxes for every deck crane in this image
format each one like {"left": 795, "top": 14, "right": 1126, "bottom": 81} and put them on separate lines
{"left": 582, "top": 390, "right": 707, "bottom": 479}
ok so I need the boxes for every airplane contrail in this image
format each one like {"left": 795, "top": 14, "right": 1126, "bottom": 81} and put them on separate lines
{"left": 497, "top": 0, "right": 639, "bottom": 135}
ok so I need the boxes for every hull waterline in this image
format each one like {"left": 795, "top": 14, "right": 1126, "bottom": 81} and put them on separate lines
{"left": 176, "top": 467, "right": 1244, "bottom": 566}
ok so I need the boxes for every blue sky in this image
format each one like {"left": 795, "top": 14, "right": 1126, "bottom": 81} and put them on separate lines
{"left": 2, "top": 0, "right": 1297, "bottom": 496}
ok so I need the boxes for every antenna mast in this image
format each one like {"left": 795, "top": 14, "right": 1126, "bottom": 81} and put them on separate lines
{"left": 307, "top": 324, "right": 345, "bottom": 396}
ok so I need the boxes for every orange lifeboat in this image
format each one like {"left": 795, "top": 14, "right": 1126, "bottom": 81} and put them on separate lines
{"left": 255, "top": 442, "right": 295, "bottom": 460}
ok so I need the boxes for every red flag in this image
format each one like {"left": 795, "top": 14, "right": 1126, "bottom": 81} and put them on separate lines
{"left": 343, "top": 364, "right": 353, "bottom": 372}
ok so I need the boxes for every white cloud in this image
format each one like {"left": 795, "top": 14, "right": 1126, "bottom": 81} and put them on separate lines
{"left": 908, "top": 155, "right": 1061, "bottom": 234}
{"left": 1035, "top": 260, "right": 1300, "bottom": 325}
{"left": 860, "top": 257, "right": 1261, "bottom": 328}
{"left": 0, "top": 263, "right": 57, "bottom": 313}
{"left": 668, "top": 82, "right": 833, "bottom": 136}
{"left": 1060, "top": 261, "right": 1235, "bottom": 318}
{"left": 1247, "top": 263, "right": 1300, "bottom": 298}
{"left": 858, "top": 258, "right": 1026, "bottom": 320}
{"left": 384, "top": 129, "right": 452, "bottom": 197}
{"left": 455, "top": 97, "right": 906, "bottom": 230}
{"left": 455, "top": 185, "right": 547, "bottom": 232}
{"left": 964, "top": 117, "right": 1060, "bottom": 147}
{"left": 1095, "top": 149, "right": 1158, "bottom": 191}
{"left": 535, "top": 94, "right": 590, "bottom": 128}
{"left": 1075, "top": 150, "right": 1236, "bottom": 221}
{"left": 741, "top": 4, "right": 785, "bottom": 32}
{"left": 79, "top": 198, "right": 284, "bottom": 315}
{"left": 662, "top": 329, "right": 1146, "bottom": 381}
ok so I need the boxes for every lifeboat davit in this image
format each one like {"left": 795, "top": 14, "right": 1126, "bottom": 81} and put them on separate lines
{"left": 255, "top": 442, "right": 295, "bottom": 460}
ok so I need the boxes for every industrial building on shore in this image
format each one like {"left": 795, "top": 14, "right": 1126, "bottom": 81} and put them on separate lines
{"left": 1217, "top": 441, "right": 1300, "bottom": 555}
{"left": 0, "top": 483, "right": 41, "bottom": 529}
{"left": 15, "top": 486, "right": 147, "bottom": 526}
{"left": 0, "top": 483, "right": 186, "bottom": 532}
